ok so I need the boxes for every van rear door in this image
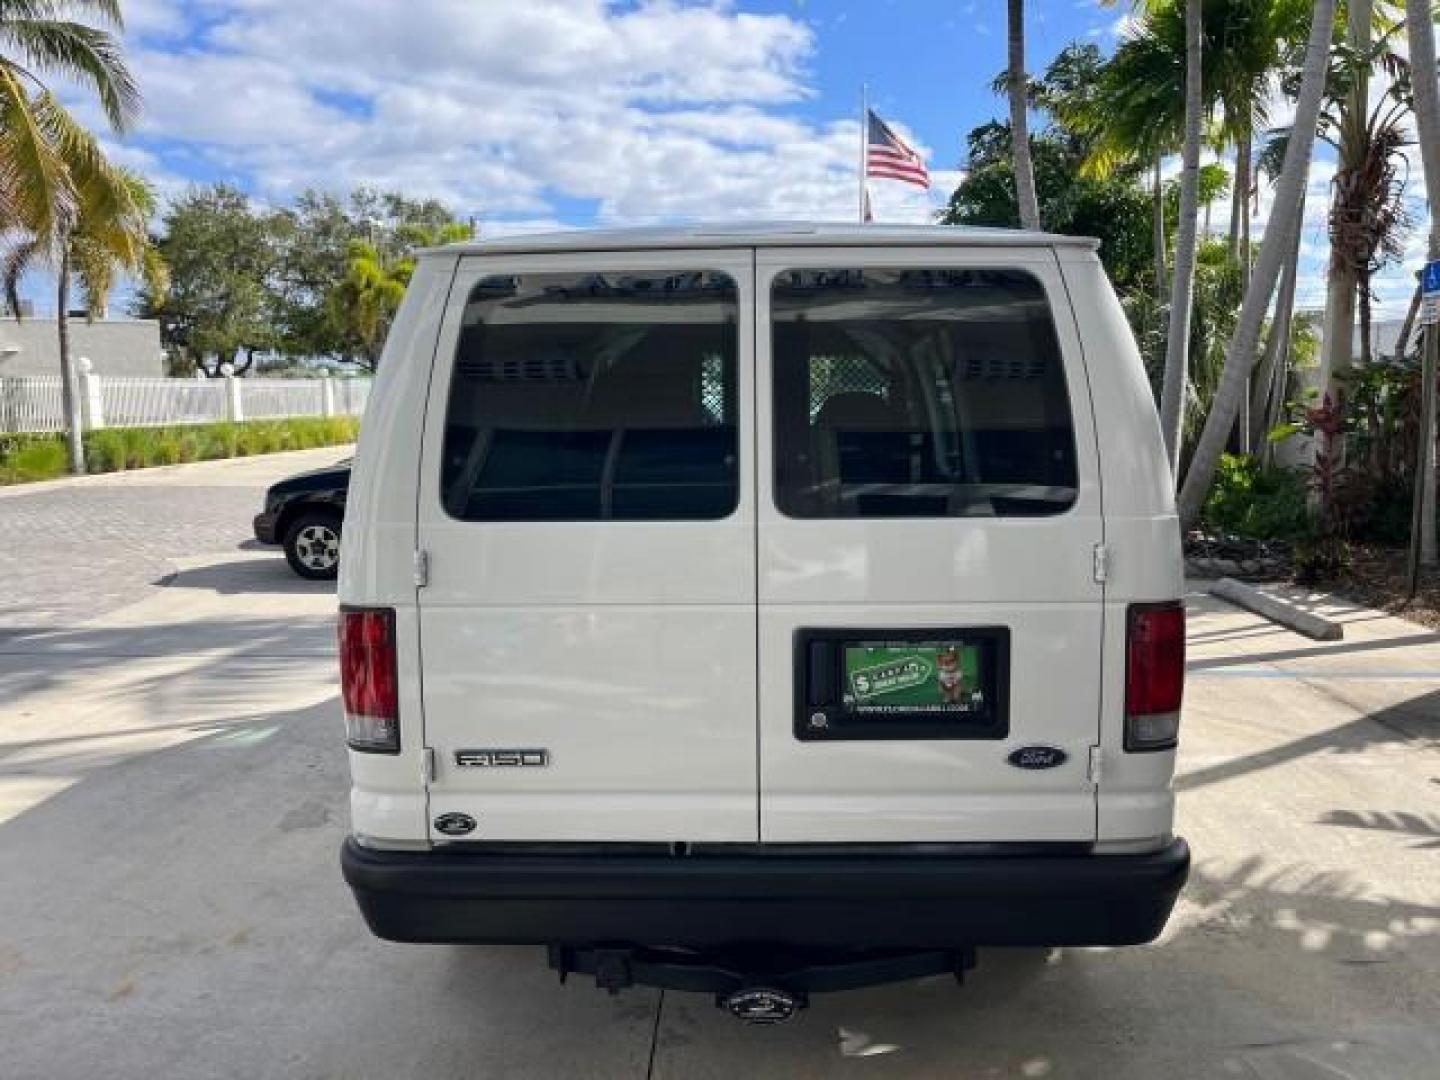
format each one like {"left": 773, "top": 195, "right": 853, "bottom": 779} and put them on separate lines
{"left": 415, "top": 250, "right": 757, "bottom": 841}
{"left": 755, "top": 246, "right": 1104, "bottom": 842}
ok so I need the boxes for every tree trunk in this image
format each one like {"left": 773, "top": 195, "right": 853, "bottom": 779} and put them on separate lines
{"left": 1160, "top": 0, "right": 1204, "bottom": 476}
{"left": 1153, "top": 152, "right": 1168, "bottom": 301}
{"left": 1251, "top": 195, "right": 1306, "bottom": 457}
{"left": 1177, "top": 0, "right": 1336, "bottom": 527}
{"left": 1228, "top": 150, "right": 1243, "bottom": 258}
{"left": 1357, "top": 280, "right": 1373, "bottom": 367}
{"left": 1235, "top": 130, "right": 1254, "bottom": 456}
{"left": 1319, "top": 0, "right": 1371, "bottom": 400}
{"left": 1237, "top": 132, "right": 1252, "bottom": 291}
{"left": 1405, "top": 0, "right": 1440, "bottom": 568}
{"left": 1320, "top": 258, "right": 1357, "bottom": 391}
{"left": 1007, "top": 0, "right": 1041, "bottom": 231}
{"left": 56, "top": 248, "right": 85, "bottom": 476}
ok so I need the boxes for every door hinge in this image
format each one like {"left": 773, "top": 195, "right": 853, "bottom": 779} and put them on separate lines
{"left": 413, "top": 548, "right": 430, "bottom": 588}
{"left": 1092, "top": 543, "right": 1109, "bottom": 583}
{"left": 421, "top": 747, "right": 437, "bottom": 785}
{"left": 1088, "top": 746, "right": 1103, "bottom": 785}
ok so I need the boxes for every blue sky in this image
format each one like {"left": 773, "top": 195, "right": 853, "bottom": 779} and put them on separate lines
{"left": 41, "top": 1, "right": 1434, "bottom": 319}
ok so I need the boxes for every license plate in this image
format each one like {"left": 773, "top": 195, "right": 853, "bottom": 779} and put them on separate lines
{"left": 843, "top": 642, "right": 987, "bottom": 716}
{"left": 795, "top": 627, "right": 1010, "bottom": 741}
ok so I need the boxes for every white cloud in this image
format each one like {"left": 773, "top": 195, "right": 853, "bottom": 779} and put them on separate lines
{"left": 109, "top": 0, "right": 951, "bottom": 231}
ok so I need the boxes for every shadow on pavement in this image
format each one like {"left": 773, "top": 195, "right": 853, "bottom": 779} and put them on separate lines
{"left": 1177, "top": 688, "right": 1440, "bottom": 792}
{"left": 156, "top": 555, "right": 334, "bottom": 596}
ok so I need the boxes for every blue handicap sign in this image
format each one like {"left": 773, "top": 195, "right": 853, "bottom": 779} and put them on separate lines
{"left": 1424, "top": 260, "right": 1440, "bottom": 296}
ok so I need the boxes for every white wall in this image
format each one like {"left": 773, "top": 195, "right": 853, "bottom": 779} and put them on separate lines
{"left": 0, "top": 318, "right": 165, "bottom": 378}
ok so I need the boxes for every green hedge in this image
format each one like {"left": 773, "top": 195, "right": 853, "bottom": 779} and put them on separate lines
{"left": 1199, "top": 453, "right": 1313, "bottom": 541}
{"left": 0, "top": 417, "right": 360, "bottom": 485}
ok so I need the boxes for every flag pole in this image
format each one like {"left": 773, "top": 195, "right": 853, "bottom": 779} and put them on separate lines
{"left": 859, "top": 83, "right": 868, "bottom": 222}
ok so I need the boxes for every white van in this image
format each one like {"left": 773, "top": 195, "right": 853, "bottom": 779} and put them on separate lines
{"left": 338, "top": 223, "right": 1188, "bottom": 1018}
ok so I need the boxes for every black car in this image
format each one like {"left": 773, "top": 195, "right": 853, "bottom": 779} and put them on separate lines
{"left": 254, "top": 460, "right": 351, "bottom": 579}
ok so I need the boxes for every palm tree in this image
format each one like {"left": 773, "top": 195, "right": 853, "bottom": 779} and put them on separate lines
{"left": 1061, "top": 2, "right": 1307, "bottom": 301}
{"left": 328, "top": 220, "right": 470, "bottom": 369}
{"left": 1404, "top": 0, "right": 1440, "bottom": 567}
{"left": 1317, "top": 0, "right": 1372, "bottom": 395}
{"left": 1160, "top": 0, "right": 1203, "bottom": 474}
{"left": 5, "top": 149, "right": 162, "bottom": 474}
{"left": 327, "top": 241, "right": 414, "bottom": 370}
{"left": 0, "top": 0, "right": 139, "bottom": 474}
{"left": 1058, "top": 8, "right": 1183, "bottom": 297}
{"left": 1319, "top": 9, "right": 1422, "bottom": 392}
{"left": 0, "top": 0, "right": 138, "bottom": 239}
{"left": 1249, "top": 194, "right": 1305, "bottom": 457}
{"left": 1007, "top": 0, "right": 1041, "bottom": 230}
{"left": 1177, "top": 0, "right": 1337, "bottom": 526}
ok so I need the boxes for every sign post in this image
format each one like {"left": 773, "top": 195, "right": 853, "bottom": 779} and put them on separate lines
{"left": 1407, "top": 260, "right": 1440, "bottom": 598}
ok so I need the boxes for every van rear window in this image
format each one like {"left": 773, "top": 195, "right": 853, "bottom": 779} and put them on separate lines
{"left": 771, "top": 267, "right": 1078, "bottom": 519}
{"left": 441, "top": 271, "right": 739, "bottom": 521}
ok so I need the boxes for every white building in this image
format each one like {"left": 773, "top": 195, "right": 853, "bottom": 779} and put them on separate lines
{"left": 0, "top": 317, "right": 165, "bottom": 378}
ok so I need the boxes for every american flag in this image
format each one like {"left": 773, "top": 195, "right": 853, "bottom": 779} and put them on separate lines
{"left": 866, "top": 110, "right": 929, "bottom": 189}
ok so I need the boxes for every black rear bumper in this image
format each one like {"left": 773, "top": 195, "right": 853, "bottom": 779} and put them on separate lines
{"left": 341, "top": 837, "right": 1190, "bottom": 949}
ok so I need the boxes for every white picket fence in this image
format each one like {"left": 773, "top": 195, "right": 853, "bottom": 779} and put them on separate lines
{"left": 0, "top": 373, "right": 372, "bottom": 434}
{"left": 0, "top": 376, "right": 66, "bottom": 433}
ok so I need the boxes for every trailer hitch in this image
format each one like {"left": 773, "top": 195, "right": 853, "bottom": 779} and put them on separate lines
{"left": 548, "top": 944, "right": 977, "bottom": 1023}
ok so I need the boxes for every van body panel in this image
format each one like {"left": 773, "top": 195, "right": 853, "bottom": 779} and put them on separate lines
{"left": 753, "top": 247, "right": 1105, "bottom": 842}
{"left": 1058, "top": 251, "right": 1181, "bottom": 846}
{"left": 413, "top": 249, "right": 759, "bottom": 842}
{"left": 419, "top": 603, "right": 759, "bottom": 841}
{"left": 340, "top": 256, "right": 456, "bottom": 607}
{"left": 340, "top": 259, "right": 454, "bottom": 845}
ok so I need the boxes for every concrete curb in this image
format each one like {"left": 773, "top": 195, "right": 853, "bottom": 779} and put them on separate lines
{"left": 1208, "top": 577, "right": 1344, "bottom": 642}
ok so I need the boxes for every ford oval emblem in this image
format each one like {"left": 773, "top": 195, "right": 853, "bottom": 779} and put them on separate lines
{"left": 434, "top": 812, "right": 477, "bottom": 836}
{"left": 1007, "top": 745, "right": 1068, "bottom": 770}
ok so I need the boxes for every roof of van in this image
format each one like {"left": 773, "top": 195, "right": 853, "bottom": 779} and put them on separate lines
{"left": 420, "top": 222, "right": 1100, "bottom": 257}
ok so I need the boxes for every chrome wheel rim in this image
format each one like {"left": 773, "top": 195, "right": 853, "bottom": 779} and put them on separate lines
{"left": 294, "top": 524, "right": 340, "bottom": 570}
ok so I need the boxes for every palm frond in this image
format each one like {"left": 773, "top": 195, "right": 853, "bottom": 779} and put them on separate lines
{"left": 2, "top": 232, "right": 44, "bottom": 319}
{"left": 32, "top": 91, "right": 141, "bottom": 243}
{"left": 0, "top": 18, "right": 139, "bottom": 130}
{"left": 0, "top": 2, "right": 125, "bottom": 28}
{"left": 0, "top": 72, "right": 72, "bottom": 237}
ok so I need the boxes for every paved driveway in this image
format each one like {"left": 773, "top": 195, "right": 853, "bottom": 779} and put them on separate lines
{"left": 0, "top": 449, "right": 352, "bottom": 628}
{"left": 0, "top": 454, "right": 1436, "bottom": 1079}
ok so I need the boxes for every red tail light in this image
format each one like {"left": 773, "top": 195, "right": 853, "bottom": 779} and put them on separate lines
{"left": 1125, "top": 601, "right": 1184, "bottom": 751}
{"left": 339, "top": 607, "right": 399, "bottom": 753}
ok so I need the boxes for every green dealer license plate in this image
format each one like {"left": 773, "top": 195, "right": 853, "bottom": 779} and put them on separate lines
{"left": 842, "top": 642, "right": 987, "bottom": 716}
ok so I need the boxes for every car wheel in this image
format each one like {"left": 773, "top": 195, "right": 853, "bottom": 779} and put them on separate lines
{"left": 283, "top": 511, "right": 342, "bottom": 580}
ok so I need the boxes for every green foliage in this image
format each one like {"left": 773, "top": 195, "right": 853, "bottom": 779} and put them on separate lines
{"left": 943, "top": 118, "right": 1155, "bottom": 293}
{"left": 0, "top": 418, "right": 360, "bottom": 485}
{"left": 0, "top": 433, "right": 68, "bottom": 483}
{"left": 1200, "top": 453, "right": 1313, "bottom": 541}
{"left": 0, "top": 1, "right": 139, "bottom": 246}
{"left": 137, "top": 184, "right": 473, "bottom": 373}
{"left": 324, "top": 239, "right": 415, "bottom": 370}
{"left": 135, "top": 184, "right": 276, "bottom": 376}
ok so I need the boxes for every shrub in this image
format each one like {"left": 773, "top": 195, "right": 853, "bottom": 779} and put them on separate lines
{"left": 0, "top": 417, "right": 360, "bottom": 485}
{"left": 82, "top": 429, "right": 128, "bottom": 473}
{"left": 1200, "top": 453, "right": 1312, "bottom": 541}
{"left": 0, "top": 433, "right": 68, "bottom": 483}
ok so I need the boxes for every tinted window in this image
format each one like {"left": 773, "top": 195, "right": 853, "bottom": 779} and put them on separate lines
{"left": 441, "top": 271, "right": 738, "bottom": 521}
{"left": 771, "top": 268, "right": 1077, "bottom": 519}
